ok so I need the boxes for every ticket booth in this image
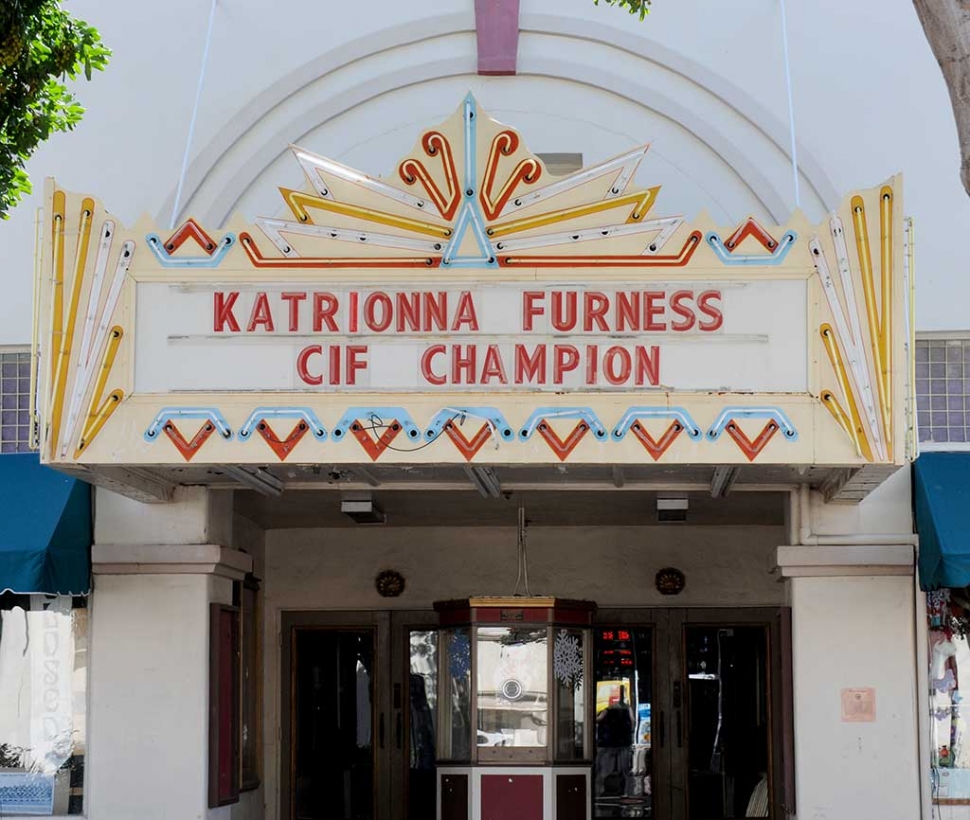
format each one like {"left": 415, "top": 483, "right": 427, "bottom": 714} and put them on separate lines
{"left": 434, "top": 597, "right": 596, "bottom": 820}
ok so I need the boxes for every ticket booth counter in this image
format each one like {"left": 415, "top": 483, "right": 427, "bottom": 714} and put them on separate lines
{"left": 433, "top": 597, "right": 596, "bottom": 820}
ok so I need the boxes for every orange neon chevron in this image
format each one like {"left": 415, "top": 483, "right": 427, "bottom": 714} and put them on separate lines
{"left": 443, "top": 421, "right": 494, "bottom": 462}
{"left": 163, "top": 420, "right": 217, "bottom": 462}
{"left": 162, "top": 219, "right": 219, "bottom": 255}
{"left": 535, "top": 419, "right": 590, "bottom": 462}
{"left": 629, "top": 420, "right": 684, "bottom": 461}
{"left": 349, "top": 419, "right": 403, "bottom": 461}
{"left": 723, "top": 218, "right": 779, "bottom": 252}
{"left": 723, "top": 419, "right": 779, "bottom": 462}
{"left": 255, "top": 419, "right": 310, "bottom": 461}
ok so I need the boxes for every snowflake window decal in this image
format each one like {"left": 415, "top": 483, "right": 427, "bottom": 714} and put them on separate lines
{"left": 449, "top": 631, "right": 471, "bottom": 679}
{"left": 554, "top": 631, "right": 584, "bottom": 689}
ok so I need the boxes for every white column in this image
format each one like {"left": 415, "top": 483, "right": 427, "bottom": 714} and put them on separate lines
{"left": 87, "top": 487, "right": 251, "bottom": 820}
{"left": 774, "top": 544, "right": 922, "bottom": 820}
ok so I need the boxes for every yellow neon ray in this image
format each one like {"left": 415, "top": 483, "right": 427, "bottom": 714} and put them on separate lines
{"left": 50, "top": 198, "right": 94, "bottom": 456}
{"left": 851, "top": 196, "right": 890, "bottom": 457}
{"left": 485, "top": 187, "right": 661, "bottom": 239}
{"left": 879, "top": 186, "right": 893, "bottom": 439}
{"left": 821, "top": 390, "right": 855, "bottom": 445}
{"left": 820, "top": 324, "right": 873, "bottom": 461}
{"left": 76, "top": 326, "right": 123, "bottom": 455}
{"left": 76, "top": 389, "right": 123, "bottom": 458}
{"left": 48, "top": 191, "right": 67, "bottom": 453}
{"left": 280, "top": 188, "right": 452, "bottom": 239}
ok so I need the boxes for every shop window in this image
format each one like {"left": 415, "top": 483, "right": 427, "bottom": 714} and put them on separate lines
{"left": 439, "top": 627, "right": 472, "bottom": 761}
{"left": 0, "top": 594, "right": 87, "bottom": 815}
{"left": 240, "top": 576, "right": 261, "bottom": 791}
{"left": 916, "top": 337, "right": 970, "bottom": 444}
{"left": 0, "top": 347, "right": 33, "bottom": 453}
{"left": 927, "top": 590, "right": 970, "bottom": 803}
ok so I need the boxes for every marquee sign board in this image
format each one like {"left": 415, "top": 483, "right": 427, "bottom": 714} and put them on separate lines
{"left": 34, "top": 95, "right": 914, "bottom": 477}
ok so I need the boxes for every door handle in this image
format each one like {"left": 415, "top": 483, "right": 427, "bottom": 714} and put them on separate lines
{"left": 379, "top": 713, "right": 385, "bottom": 749}
{"left": 396, "top": 712, "right": 403, "bottom": 749}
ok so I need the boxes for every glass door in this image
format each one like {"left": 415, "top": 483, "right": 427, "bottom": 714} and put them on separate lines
{"left": 667, "top": 609, "right": 789, "bottom": 820}
{"left": 594, "top": 609, "right": 790, "bottom": 820}
{"left": 282, "top": 611, "right": 441, "bottom": 820}
{"left": 592, "top": 611, "right": 673, "bottom": 820}
{"left": 389, "top": 612, "right": 441, "bottom": 820}
{"left": 281, "top": 611, "right": 392, "bottom": 820}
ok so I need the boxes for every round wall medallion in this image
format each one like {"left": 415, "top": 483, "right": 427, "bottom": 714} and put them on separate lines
{"left": 655, "top": 567, "right": 686, "bottom": 596}
{"left": 375, "top": 570, "right": 406, "bottom": 598}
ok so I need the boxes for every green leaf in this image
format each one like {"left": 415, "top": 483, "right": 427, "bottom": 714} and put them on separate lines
{"left": 0, "top": 0, "right": 110, "bottom": 218}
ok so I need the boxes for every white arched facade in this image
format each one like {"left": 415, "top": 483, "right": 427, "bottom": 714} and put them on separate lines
{"left": 2, "top": 0, "right": 967, "bottom": 341}
{"left": 162, "top": 15, "right": 838, "bottom": 233}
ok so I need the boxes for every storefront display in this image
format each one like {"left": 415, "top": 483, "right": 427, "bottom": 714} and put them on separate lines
{"left": 928, "top": 589, "right": 970, "bottom": 803}
{"left": 0, "top": 595, "right": 87, "bottom": 815}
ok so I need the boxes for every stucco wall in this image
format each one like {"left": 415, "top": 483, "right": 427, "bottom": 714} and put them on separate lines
{"left": 87, "top": 573, "right": 231, "bottom": 820}
{"left": 789, "top": 575, "right": 921, "bottom": 820}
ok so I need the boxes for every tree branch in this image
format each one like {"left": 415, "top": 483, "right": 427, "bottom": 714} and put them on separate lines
{"left": 914, "top": 0, "right": 970, "bottom": 197}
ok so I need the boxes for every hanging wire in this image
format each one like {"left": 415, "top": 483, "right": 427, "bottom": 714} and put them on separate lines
{"left": 512, "top": 503, "right": 532, "bottom": 597}
{"left": 362, "top": 412, "right": 460, "bottom": 453}
{"left": 171, "top": 0, "right": 219, "bottom": 229}
{"left": 779, "top": 0, "right": 801, "bottom": 210}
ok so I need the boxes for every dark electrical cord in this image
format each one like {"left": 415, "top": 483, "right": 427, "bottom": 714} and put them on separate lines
{"left": 362, "top": 412, "right": 465, "bottom": 453}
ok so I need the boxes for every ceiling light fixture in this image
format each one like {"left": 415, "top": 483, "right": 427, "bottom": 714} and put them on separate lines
{"left": 341, "top": 498, "right": 386, "bottom": 525}
{"left": 656, "top": 494, "right": 688, "bottom": 523}
{"left": 221, "top": 465, "right": 284, "bottom": 497}
{"left": 710, "top": 466, "right": 740, "bottom": 499}
{"left": 464, "top": 465, "right": 502, "bottom": 499}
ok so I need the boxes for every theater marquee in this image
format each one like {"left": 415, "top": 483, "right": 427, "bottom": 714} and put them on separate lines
{"left": 35, "top": 95, "right": 913, "bottom": 475}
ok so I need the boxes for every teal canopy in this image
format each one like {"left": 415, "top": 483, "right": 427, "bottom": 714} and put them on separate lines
{"left": 0, "top": 454, "right": 91, "bottom": 595}
{"left": 915, "top": 453, "right": 970, "bottom": 591}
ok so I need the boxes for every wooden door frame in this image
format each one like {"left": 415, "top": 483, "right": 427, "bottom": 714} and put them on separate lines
{"left": 671, "top": 607, "right": 789, "bottom": 820}
{"left": 279, "top": 610, "right": 439, "bottom": 820}
{"left": 280, "top": 611, "right": 390, "bottom": 820}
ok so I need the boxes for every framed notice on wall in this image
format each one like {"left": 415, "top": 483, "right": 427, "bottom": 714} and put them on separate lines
{"left": 209, "top": 603, "right": 240, "bottom": 807}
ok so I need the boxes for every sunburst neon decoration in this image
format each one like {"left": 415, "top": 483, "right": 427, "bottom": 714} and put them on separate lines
{"left": 238, "top": 93, "right": 700, "bottom": 271}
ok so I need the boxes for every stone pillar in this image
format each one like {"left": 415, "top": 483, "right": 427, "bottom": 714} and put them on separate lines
{"left": 86, "top": 487, "right": 251, "bottom": 820}
{"left": 773, "top": 544, "right": 921, "bottom": 820}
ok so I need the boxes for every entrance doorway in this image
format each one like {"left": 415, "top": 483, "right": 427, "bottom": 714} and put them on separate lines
{"left": 280, "top": 611, "right": 439, "bottom": 820}
{"left": 280, "top": 609, "right": 790, "bottom": 820}
{"left": 592, "top": 609, "right": 791, "bottom": 820}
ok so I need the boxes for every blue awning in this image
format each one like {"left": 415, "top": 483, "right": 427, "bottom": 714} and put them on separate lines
{"left": 0, "top": 454, "right": 91, "bottom": 595}
{"left": 915, "top": 452, "right": 970, "bottom": 591}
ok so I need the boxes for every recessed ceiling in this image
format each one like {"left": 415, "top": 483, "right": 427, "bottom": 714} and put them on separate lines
{"left": 234, "top": 488, "right": 786, "bottom": 530}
